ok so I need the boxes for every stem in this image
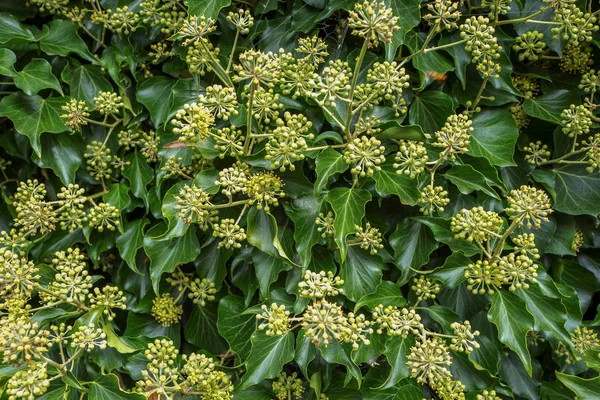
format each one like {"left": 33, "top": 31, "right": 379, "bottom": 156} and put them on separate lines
{"left": 82, "top": 117, "right": 122, "bottom": 128}
{"left": 243, "top": 83, "right": 256, "bottom": 154}
{"left": 527, "top": 19, "right": 559, "bottom": 25}
{"left": 422, "top": 38, "right": 468, "bottom": 54}
{"left": 87, "top": 189, "right": 110, "bottom": 200}
{"left": 79, "top": 24, "right": 106, "bottom": 48}
{"left": 226, "top": 29, "right": 240, "bottom": 74}
{"left": 496, "top": 8, "right": 547, "bottom": 25}
{"left": 468, "top": 77, "right": 489, "bottom": 113}
{"left": 491, "top": 218, "right": 522, "bottom": 261}
{"left": 200, "top": 41, "right": 233, "bottom": 88}
{"left": 209, "top": 199, "right": 250, "bottom": 209}
{"left": 537, "top": 148, "right": 586, "bottom": 166}
{"left": 344, "top": 39, "right": 370, "bottom": 138}
{"left": 321, "top": 106, "right": 345, "bottom": 130}
{"left": 305, "top": 143, "right": 348, "bottom": 151}
{"left": 235, "top": 203, "right": 249, "bottom": 225}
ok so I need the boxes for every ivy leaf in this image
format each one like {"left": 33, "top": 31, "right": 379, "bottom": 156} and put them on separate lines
{"left": 372, "top": 160, "right": 420, "bottom": 205}
{"left": 116, "top": 218, "right": 148, "bottom": 275}
{"left": 326, "top": 187, "right": 371, "bottom": 262}
{"left": 379, "top": 335, "right": 415, "bottom": 389}
{"left": 488, "top": 290, "right": 535, "bottom": 376}
{"left": 408, "top": 91, "right": 455, "bottom": 134}
{"left": 284, "top": 194, "right": 323, "bottom": 267}
{"left": 103, "top": 183, "right": 131, "bottom": 211}
{"left": 469, "top": 107, "right": 519, "bottom": 167}
{"left": 319, "top": 340, "right": 362, "bottom": 386}
{"left": 314, "top": 148, "right": 348, "bottom": 196}
{"left": 217, "top": 295, "right": 256, "bottom": 360}
{"left": 143, "top": 223, "right": 200, "bottom": 294}
{"left": 38, "top": 20, "right": 95, "bottom": 62}
{"left": 552, "top": 165, "right": 600, "bottom": 216}
{"left": 89, "top": 373, "right": 146, "bottom": 400}
{"left": 237, "top": 331, "right": 295, "bottom": 391}
{"left": 61, "top": 60, "right": 113, "bottom": 106}
{"left": 184, "top": 304, "right": 228, "bottom": 354}
{"left": 14, "top": 59, "right": 62, "bottom": 95}
{"left": 0, "top": 48, "right": 17, "bottom": 77}
{"left": 339, "top": 246, "right": 383, "bottom": 302}
{"left": 0, "top": 12, "right": 36, "bottom": 44}
{"left": 430, "top": 252, "right": 470, "bottom": 289}
{"left": 252, "top": 249, "right": 291, "bottom": 297}
{"left": 246, "top": 208, "right": 295, "bottom": 264}
{"left": 556, "top": 372, "right": 600, "bottom": 398}
{"left": 185, "top": 0, "right": 232, "bottom": 20}
{"left": 385, "top": 0, "right": 422, "bottom": 57}
{"left": 516, "top": 277, "right": 571, "bottom": 344}
{"left": 0, "top": 93, "right": 69, "bottom": 157}
{"left": 355, "top": 281, "right": 406, "bottom": 312}
{"left": 32, "top": 132, "right": 85, "bottom": 185}
{"left": 389, "top": 219, "right": 438, "bottom": 285}
{"left": 444, "top": 164, "right": 500, "bottom": 199}
{"left": 377, "top": 124, "right": 426, "bottom": 141}
{"left": 523, "top": 89, "right": 580, "bottom": 124}
{"left": 136, "top": 76, "right": 177, "bottom": 127}
{"left": 123, "top": 152, "right": 153, "bottom": 200}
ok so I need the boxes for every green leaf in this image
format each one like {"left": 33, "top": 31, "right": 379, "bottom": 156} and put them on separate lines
{"left": 415, "top": 216, "right": 480, "bottom": 256}
{"left": 89, "top": 373, "right": 146, "bottom": 400}
{"left": 488, "top": 291, "right": 535, "bottom": 376}
{"left": 143, "top": 223, "right": 200, "bottom": 294}
{"left": 340, "top": 246, "right": 383, "bottom": 302}
{"left": 468, "top": 107, "right": 519, "bottom": 167}
{"left": 523, "top": 89, "right": 580, "bottom": 124}
{"left": 552, "top": 165, "right": 600, "bottom": 216}
{"left": 14, "top": 59, "right": 62, "bottom": 95}
{"left": 185, "top": 0, "right": 232, "bottom": 20}
{"left": 284, "top": 194, "right": 323, "bottom": 267}
{"left": 377, "top": 124, "right": 426, "bottom": 141}
{"left": 319, "top": 340, "right": 362, "bottom": 386}
{"left": 38, "top": 20, "right": 94, "bottom": 61}
{"left": 32, "top": 132, "right": 85, "bottom": 185}
{"left": 516, "top": 277, "right": 571, "bottom": 344}
{"left": 444, "top": 164, "right": 500, "bottom": 199}
{"left": 184, "top": 303, "right": 228, "bottom": 354}
{"left": 326, "top": 187, "right": 371, "bottom": 262}
{"left": 355, "top": 281, "right": 406, "bottom": 312}
{"left": 0, "top": 12, "right": 35, "bottom": 44}
{"left": 362, "top": 384, "right": 422, "bottom": 400}
{"left": 385, "top": 0, "right": 422, "bottom": 56}
{"left": 556, "top": 372, "right": 600, "bottom": 399}
{"left": 237, "top": 331, "right": 295, "bottom": 391}
{"left": 217, "top": 295, "right": 256, "bottom": 360}
{"left": 246, "top": 208, "right": 294, "bottom": 263}
{"left": 0, "top": 93, "right": 69, "bottom": 157}
{"left": 253, "top": 249, "right": 291, "bottom": 297}
{"left": 408, "top": 91, "right": 455, "bottom": 134}
{"left": 314, "top": 148, "right": 348, "bottom": 195}
{"left": 61, "top": 60, "right": 113, "bottom": 106}
{"left": 379, "top": 335, "right": 415, "bottom": 389}
{"left": 123, "top": 152, "right": 154, "bottom": 200}
{"left": 103, "top": 183, "right": 131, "bottom": 211}
{"left": 372, "top": 159, "right": 420, "bottom": 205}
{"left": 137, "top": 76, "right": 177, "bottom": 127}
{"left": 430, "top": 252, "right": 470, "bottom": 289}
{"left": 0, "top": 48, "right": 17, "bottom": 77}
{"left": 116, "top": 218, "right": 148, "bottom": 275}
{"left": 405, "top": 30, "right": 455, "bottom": 77}
{"left": 389, "top": 219, "right": 437, "bottom": 285}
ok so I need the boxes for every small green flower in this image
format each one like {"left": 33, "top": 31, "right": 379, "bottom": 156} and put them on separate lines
{"left": 349, "top": 0, "right": 399, "bottom": 46}
{"left": 152, "top": 293, "right": 183, "bottom": 326}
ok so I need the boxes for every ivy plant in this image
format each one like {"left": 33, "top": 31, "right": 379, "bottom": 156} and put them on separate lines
{"left": 0, "top": 0, "right": 599, "bottom": 399}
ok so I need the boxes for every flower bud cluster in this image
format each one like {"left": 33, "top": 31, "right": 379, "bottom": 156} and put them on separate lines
{"left": 316, "top": 212, "right": 335, "bottom": 238}
{"left": 265, "top": 112, "right": 313, "bottom": 172}
{"left": 411, "top": 276, "right": 441, "bottom": 301}
{"left": 175, "top": 184, "right": 212, "bottom": 225}
{"left": 505, "top": 185, "right": 552, "bottom": 229}
{"left": 561, "top": 104, "right": 592, "bottom": 138}
{"left": 433, "top": 113, "right": 473, "bottom": 160}
{"left": 348, "top": 1, "right": 399, "bottom": 47}
{"left": 450, "top": 321, "right": 480, "bottom": 354}
{"left": 6, "top": 362, "right": 50, "bottom": 400}
{"left": 272, "top": 372, "right": 304, "bottom": 400}
{"left": 257, "top": 303, "right": 290, "bottom": 336}
{"left": 226, "top": 9, "right": 254, "bottom": 34}
{"left": 418, "top": 186, "right": 450, "bottom": 215}
{"left": 245, "top": 172, "right": 285, "bottom": 212}
{"left": 234, "top": 50, "right": 279, "bottom": 88}
{"left": 213, "top": 219, "right": 246, "bottom": 249}
{"left": 152, "top": 293, "right": 183, "bottom": 327}
{"left": 61, "top": 99, "right": 90, "bottom": 130}
{"left": 181, "top": 352, "right": 233, "bottom": 398}
{"left": 366, "top": 61, "right": 410, "bottom": 116}
{"left": 70, "top": 324, "right": 107, "bottom": 351}
{"left": 88, "top": 203, "right": 121, "bottom": 232}
{"left": 579, "top": 69, "right": 600, "bottom": 94}
{"left": 0, "top": 251, "right": 39, "bottom": 298}
{"left": 172, "top": 102, "right": 215, "bottom": 144}
{"left": 199, "top": 85, "right": 239, "bottom": 120}
{"left": 298, "top": 270, "right": 344, "bottom": 299}
{"left": 524, "top": 141, "right": 551, "bottom": 165}
{"left": 394, "top": 140, "right": 428, "bottom": 179}
{"left": 513, "top": 31, "right": 547, "bottom": 62}
{"left": 297, "top": 36, "right": 329, "bottom": 65}
{"left": 344, "top": 136, "right": 385, "bottom": 177}
{"left": 89, "top": 285, "right": 127, "bottom": 321}
{"left": 560, "top": 44, "right": 594, "bottom": 75}
{"left": 551, "top": 3, "right": 598, "bottom": 44}
{"left": 354, "top": 223, "right": 384, "bottom": 255}
{"left": 372, "top": 306, "right": 423, "bottom": 337}
{"left": 459, "top": 17, "right": 502, "bottom": 77}
{"left": 93, "top": 91, "right": 123, "bottom": 116}
{"left": 424, "top": 0, "right": 462, "bottom": 32}
{"left": 314, "top": 60, "right": 352, "bottom": 107}
{"left": 450, "top": 207, "right": 503, "bottom": 243}
{"left": 188, "top": 278, "right": 217, "bottom": 306}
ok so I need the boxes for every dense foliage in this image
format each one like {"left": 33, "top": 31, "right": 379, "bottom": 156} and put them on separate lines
{"left": 0, "top": 0, "right": 600, "bottom": 398}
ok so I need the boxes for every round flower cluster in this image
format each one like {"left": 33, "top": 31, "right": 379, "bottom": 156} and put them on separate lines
{"left": 348, "top": 0, "right": 399, "bottom": 47}
{"left": 450, "top": 207, "right": 503, "bottom": 243}
{"left": 524, "top": 141, "right": 551, "bottom": 165}
{"left": 505, "top": 185, "right": 552, "bottom": 229}
{"left": 513, "top": 31, "right": 547, "bottom": 62}
{"left": 152, "top": 293, "right": 183, "bottom": 326}
{"left": 343, "top": 136, "right": 386, "bottom": 177}
{"left": 424, "top": 0, "right": 462, "bottom": 32}
{"left": 394, "top": 140, "right": 428, "bottom": 178}
{"left": 433, "top": 113, "right": 473, "bottom": 160}
{"left": 298, "top": 270, "right": 344, "bottom": 299}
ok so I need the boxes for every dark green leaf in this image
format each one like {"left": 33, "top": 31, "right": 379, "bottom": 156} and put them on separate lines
{"left": 61, "top": 60, "right": 113, "bottom": 106}
{"left": 185, "top": 0, "right": 232, "bottom": 20}
{"left": 414, "top": 216, "right": 480, "bottom": 256}
{"left": 556, "top": 373, "right": 600, "bottom": 399}
{"left": 38, "top": 20, "right": 94, "bottom": 61}
{"left": 372, "top": 160, "right": 420, "bottom": 205}
{"left": 340, "top": 246, "right": 383, "bottom": 302}
{"left": 408, "top": 91, "right": 455, "bottom": 134}
{"left": 0, "top": 93, "right": 69, "bottom": 157}
{"left": 523, "top": 89, "right": 580, "bottom": 124}
{"left": 0, "top": 48, "right": 17, "bottom": 77}
{"left": 0, "top": 12, "right": 35, "bottom": 44}
{"left": 184, "top": 303, "right": 228, "bottom": 354}
{"left": 116, "top": 218, "right": 148, "bottom": 275}
{"left": 217, "top": 295, "right": 255, "bottom": 360}
{"left": 89, "top": 373, "right": 146, "bottom": 400}
{"left": 103, "top": 183, "right": 131, "bottom": 211}
{"left": 444, "top": 164, "right": 499, "bottom": 199}
{"left": 355, "top": 281, "right": 405, "bottom": 312}
{"left": 469, "top": 107, "right": 519, "bottom": 167}
{"left": 326, "top": 187, "right": 371, "bottom": 262}
{"left": 314, "top": 148, "right": 348, "bottom": 195}
{"left": 14, "top": 59, "right": 62, "bottom": 95}
{"left": 136, "top": 76, "right": 177, "bottom": 127}
{"left": 389, "top": 219, "right": 437, "bottom": 285}
{"left": 552, "top": 165, "right": 600, "bottom": 216}
{"left": 123, "top": 152, "right": 154, "bottom": 200}
{"left": 32, "top": 132, "right": 85, "bottom": 185}
{"left": 284, "top": 194, "right": 323, "bottom": 267}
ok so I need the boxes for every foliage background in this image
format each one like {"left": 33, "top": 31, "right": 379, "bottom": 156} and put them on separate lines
{"left": 0, "top": 0, "right": 599, "bottom": 399}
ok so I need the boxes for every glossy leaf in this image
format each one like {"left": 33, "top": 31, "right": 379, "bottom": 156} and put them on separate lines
{"left": 14, "top": 59, "right": 62, "bottom": 95}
